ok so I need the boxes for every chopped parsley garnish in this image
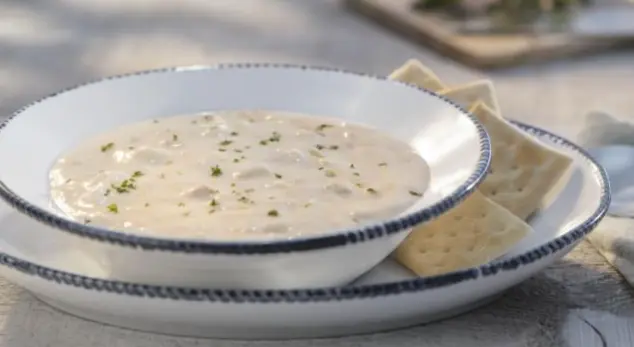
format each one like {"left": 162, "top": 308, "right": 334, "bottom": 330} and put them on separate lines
{"left": 267, "top": 209, "right": 279, "bottom": 217}
{"left": 274, "top": 173, "right": 283, "bottom": 179}
{"left": 366, "top": 188, "right": 378, "bottom": 194}
{"left": 230, "top": 131, "right": 239, "bottom": 136}
{"left": 219, "top": 140, "right": 233, "bottom": 146}
{"left": 233, "top": 158, "right": 240, "bottom": 163}
{"left": 218, "top": 148, "right": 227, "bottom": 152}
{"left": 111, "top": 179, "right": 136, "bottom": 193}
{"left": 325, "top": 170, "right": 336, "bottom": 178}
{"left": 209, "top": 199, "right": 218, "bottom": 207}
{"left": 378, "top": 162, "right": 388, "bottom": 167}
{"left": 106, "top": 203, "right": 118, "bottom": 213}
{"left": 132, "top": 171, "right": 143, "bottom": 178}
{"left": 237, "top": 196, "right": 250, "bottom": 204}
{"left": 210, "top": 165, "right": 223, "bottom": 177}
{"left": 100, "top": 142, "right": 115, "bottom": 152}
{"left": 329, "top": 145, "right": 339, "bottom": 150}
{"left": 409, "top": 190, "right": 423, "bottom": 197}
{"left": 353, "top": 172, "right": 360, "bottom": 177}
{"left": 316, "top": 124, "right": 333, "bottom": 131}
{"left": 178, "top": 202, "right": 186, "bottom": 207}
{"left": 269, "top": 131, "right": 281, "bottom": 142}
{"left": 259, "top": 140, "right": 269, "bottom": 146}
{"left": 355, "top": 183, "right": 364, "bottom": 188}
{"left": 172, "top": 134, "right": 178, "bottom": 141}
{"left": 349, "top": 163, "right": 355, "bottom": 169}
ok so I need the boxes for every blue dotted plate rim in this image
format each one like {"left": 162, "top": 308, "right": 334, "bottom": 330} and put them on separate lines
{"left": 0, "top": 63, "right": 492, "bottom": 255}
{"left": 0, "top": 121, "right": 610, "bottom": 303}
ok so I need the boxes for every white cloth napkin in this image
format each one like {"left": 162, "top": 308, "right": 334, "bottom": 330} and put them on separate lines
{"left": 578, "top": 110, "right": 634, "bottom": 286}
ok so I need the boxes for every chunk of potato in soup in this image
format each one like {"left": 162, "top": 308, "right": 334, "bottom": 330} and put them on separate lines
{"left": 49, "top": 111, "right": 430, "bottom": 240}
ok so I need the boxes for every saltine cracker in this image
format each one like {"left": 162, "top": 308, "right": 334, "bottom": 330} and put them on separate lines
{"left": 469, "top": 101, "right": 573, "bottom": 220}
{"left": 388, "top": 59, "right": 446, "bottom": 92}
{"left": 394, "top": 191, "right": 531, "bottom": 276}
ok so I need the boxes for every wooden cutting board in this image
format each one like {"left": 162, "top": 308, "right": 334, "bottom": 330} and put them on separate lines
{"left": 345, "top": 0, "right": 634, "bottom": 70}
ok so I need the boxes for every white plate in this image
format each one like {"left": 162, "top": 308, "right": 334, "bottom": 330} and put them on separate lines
{"left": 0, "top": 121, "right": 609, "bottom": 339}
{"left": 0, "top": 64, "right": 490, "bottom": 289}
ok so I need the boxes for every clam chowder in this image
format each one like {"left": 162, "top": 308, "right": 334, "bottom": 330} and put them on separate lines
{"left": 49, "top": 111, "right": 430, "bottom": 240}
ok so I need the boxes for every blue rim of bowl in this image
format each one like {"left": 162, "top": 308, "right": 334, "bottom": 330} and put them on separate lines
{"left": 0, "top": 63, "right": 492, "bottom": 255}
{"left": 0, "top": 122, "right": 610, "bottom": 302}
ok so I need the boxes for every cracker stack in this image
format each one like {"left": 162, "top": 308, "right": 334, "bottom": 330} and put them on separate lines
{"left": 389, "top": 60, "right": 573, "bottom": 276}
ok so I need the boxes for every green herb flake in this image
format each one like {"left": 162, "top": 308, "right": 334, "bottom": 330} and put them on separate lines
{"left": 172, "top": 134, "right": 179, "bottom": 141}
{"left": 316, "top": 124, "right": 333, "bottom": 132}
{"left": 209, "top": 199, "right": 218, "bottom": 207}
{"left": 218, "top": 148, "right": 227, "bottom": 152}
{"left": 219, "top": 140, "right": 233, "bottom": 146}
{"left": 104, "top": 188, "right": 111, "bottom": 196}
{"left": 274, "top": 173, "right": 283, "bottom": 179}
{"left": 132, "top": 171, "right": 144, "bottom": 178}
{"left": 231, "top": 182, "right": 236, "bottom": 188}
{"left": 353, "top": 172, "right": 360, "bottom": 177}
{"left": 355, "top": 183, "right": 364, "bottom": 188}
{"left": 210, "top": 165, "right": 223, "bottom": 177}
{"left": 183, "top": 211, "right": 191, "bottom": 217}
{"left": 234, "top": 149, "right": 243, "bottom": 153}
{"left": 178, "top": 202, "right": 186, "bottom": 207}
{"left": 259, "top": 140, "right": 269, "bottom": 146}
{"left": 409, "top": 190, "right": 423, "bottom": 197}
{"left": 100, "top": 142, "right": 115, "bottom": 152}
{"left": 267, "top": 209, "right": 279, "bottom": 217}
{"left": 107, "top": 203, "right": 118, "bottom": 213}
{"left": 378, "top": 162, "right": 388, "bottom": 167}
{"left": 315, "top": 144, "right": 325, "bottom": 150}
{"left": 329, "top": 145, "right": 339, "bottom": 150}
{"left": 230, "top": 131, "right": 239, "bottom": 136}
{"left": 325, "top": 170, "right": 336, "bottom": 178}
{"left": 366, "top": 188, "right": 378, "bottom": 195}
{"left": 237, "top": 196, "right": 250, "bottom": 204}
{"left": 349, "top": 163, "right": 355, "bottom": 169}
{"left": 304, "top": 203, "right": 312, "bottom": 208}
{"left": 269, "top": 131, "right": 281, "bottom": 142}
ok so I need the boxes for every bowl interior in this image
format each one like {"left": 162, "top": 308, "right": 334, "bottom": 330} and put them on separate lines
{"left": 0, "top": 65, "right": 486, "bottom": 239}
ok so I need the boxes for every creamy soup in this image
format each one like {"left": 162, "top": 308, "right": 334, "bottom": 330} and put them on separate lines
{"left": 49, "top": 111, "right": 430, "bottom": 240}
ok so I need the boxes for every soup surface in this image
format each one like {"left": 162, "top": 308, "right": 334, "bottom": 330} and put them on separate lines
{"left": 49, "top": 111, "right": 430, "bottom": 240}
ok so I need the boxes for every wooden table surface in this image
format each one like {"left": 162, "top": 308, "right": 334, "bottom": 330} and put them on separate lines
{"left": 0, "top": 0, "right": 634, "bottom": 346}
